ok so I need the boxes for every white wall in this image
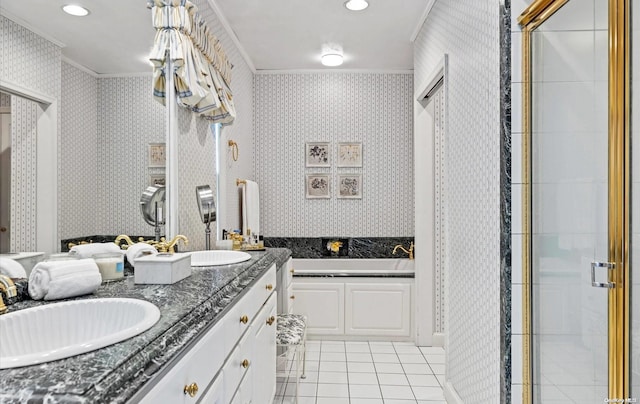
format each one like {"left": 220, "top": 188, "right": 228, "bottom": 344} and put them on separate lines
{"left": 253, "top": 73, "right": 414, "bottom": 237}
{"left": 414, "top": 1, "right": 503, "bottom": 402}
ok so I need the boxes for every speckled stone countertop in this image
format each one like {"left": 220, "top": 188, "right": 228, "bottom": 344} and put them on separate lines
{"left": 0, "top": 248, "right": 291, "bottom": 404}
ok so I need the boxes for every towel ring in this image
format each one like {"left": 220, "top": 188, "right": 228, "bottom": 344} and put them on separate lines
{"left": 228, "top": 140, "right": 239, "bottom": 161}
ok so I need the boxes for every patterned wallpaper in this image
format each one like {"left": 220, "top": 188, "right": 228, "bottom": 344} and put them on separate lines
{"left": 433, "top": 87, "right": 446, "bottom": 336}
{"left": 96, "top": 76, "right": 165, "bottom": 237}
{"left": 59, "top": 62, "right": 98, "bottom": 240}
{"left": 1, "top": 15, "right": 61, "bottom": 252}
{"left": 414, "top": 1, "right": 503, "bottom": 403}
{"left": 254, "top": 73, "right": 414, "bottom": 237}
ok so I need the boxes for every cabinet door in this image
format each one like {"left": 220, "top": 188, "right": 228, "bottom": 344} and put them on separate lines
{"left": 345, "top": 283, "right": 412, "bottom": 337}
{"left": 292, "top": 281, "right": 344, "bottom": 335}
{"left": 198, "top": 372, "right": 224, "bottom": 403}
{"left": 252, "top": 293, "right": 277, "bottom": 404}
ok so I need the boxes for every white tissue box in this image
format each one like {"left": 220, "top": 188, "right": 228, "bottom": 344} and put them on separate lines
{"left": 134, "top": 253, "right": 192, "bottom": 284}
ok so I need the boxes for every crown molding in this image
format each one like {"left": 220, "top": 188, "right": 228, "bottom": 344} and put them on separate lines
{"left": 410, "top": 0, "right": 437, "bottom": 42}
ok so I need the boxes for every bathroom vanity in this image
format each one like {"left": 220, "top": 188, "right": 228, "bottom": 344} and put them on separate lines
{"left": 0, "top": 248, "right": 290, "bottom": 403}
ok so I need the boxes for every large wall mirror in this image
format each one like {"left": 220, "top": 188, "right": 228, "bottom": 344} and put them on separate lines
{"left": 0, "top": 1, "right": 170, "bottom": 254}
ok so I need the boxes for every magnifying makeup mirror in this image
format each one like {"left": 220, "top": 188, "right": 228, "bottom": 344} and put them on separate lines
{"left": 196, "top": 185, "right": 216, "bottom": 249}
{"left": 140, "top": 185, "right": 166, "bottom": 241}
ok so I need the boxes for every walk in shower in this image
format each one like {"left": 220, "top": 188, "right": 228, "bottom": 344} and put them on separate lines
{"left": 519, "top": 0, "right": 635, "bottom": 402}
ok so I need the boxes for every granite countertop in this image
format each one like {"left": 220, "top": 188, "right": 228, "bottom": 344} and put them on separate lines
{"left": 0, "top": 248, "right": 291, "bottom": 404}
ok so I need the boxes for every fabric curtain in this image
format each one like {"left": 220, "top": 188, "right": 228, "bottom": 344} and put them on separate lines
{"left": 148, "top": 0, "right": 236, "bottom": 125}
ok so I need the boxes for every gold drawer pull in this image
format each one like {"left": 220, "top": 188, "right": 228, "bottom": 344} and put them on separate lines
{"left": 265, "top": 284, "right": 273, "bottom": 291}
{"left": 290, "top": 268, "right": 295, "bottom": 274}
{"left": 240, "top": 315, "right": 249, "bottom": 324}
{"left": 242, "top": 359, "right": 250, "bottom": 368}
{"left": 266, "top": 315, "right": 275, "bottom": 325}
{"left": 183, "top": 382, "right": 199, "bottom": 397}
{"left": 290, "top": 295, "right": 296, "bottom": 300}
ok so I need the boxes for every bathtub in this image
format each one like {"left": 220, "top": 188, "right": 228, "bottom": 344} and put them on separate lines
{"left": 292, "top": 258, "right": 414, "bottom": 278}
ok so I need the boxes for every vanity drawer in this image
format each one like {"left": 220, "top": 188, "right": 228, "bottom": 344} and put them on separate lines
{"left": 223, "top": 330, "right": 253, "bottom": 403}
{"left": 224, "top": 264, "right": 276, "bottom": 346}
{"left": 140, "top": 318, "right": 226, "bottom": 404}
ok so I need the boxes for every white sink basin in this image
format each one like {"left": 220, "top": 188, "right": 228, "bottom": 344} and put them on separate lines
{"left": 189, "top": 250, "right": 252, "bottom": 266}
{"left": 0, "top": 298, "right": 160, "bottom": 369}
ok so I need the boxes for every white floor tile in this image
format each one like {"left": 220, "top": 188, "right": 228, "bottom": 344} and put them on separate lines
{"left": 348, "top": 362, "right": 377, "bottom": 373}
{"left": 394, "top": 345, "right": 422, "bottom": 354}
{"left": 284, "top": 382, "right": 317, "bottom": 397}
{"left": 411, "top": 386, "right": 445, "bottom": 400}
{"left": 402, "top": 364, "right": 433, "bottom": 375}
{"left": 369, "top": 344, "right": 396, "bottom": 353}
{"left": 406, "top": 374, "right": 440, "bottom": 387}
{"left": 350, "top": 399, "right": 384, "bottom": 404}
{"left": 280, "top": 396, "right": 316, "bottom": 404}
{"left": 350, "top": 384, "right": 383, "bottom": 399}
{"left": 380, "top": 385, "right": 416, "bottom": 400}
{"left": 372, "top": 353, "right": 400, "bottom": 363}
{"left": 392, "top": 341, "right": 415, "bottom": 347}
{"left": 377, "top": 373, "right": 409, "bottom": 386}
{"left": 319, "top": 361, "right": 347, "bottom": 372}
{"left": 417, "top": 401, "right": 446, "bottom": 404}
{"left": 435, "top": 375, "right": 445, "bottom": 386}
{"left": 316, "top": 398, "right": 349, "bottom": 404}
{"left": 384, "top": 400, "right": 419, "bottom": 404}
{"left": 346, "top": 342, "right": 371, "bottom": 353}
{"left": 318, "top": 371, "right": 348, "bottom": 384}
{"left": 304, "top": 361, "right": 320, "bottom": 372}
{"left": 305, "top": 350, "right": 321, "bottom": 361}
{"left": 418, "top": 346, "right": 445, "bottom": 355}
{"left": 348, "top": 372, "right": 380, "bottom": 385}
{"left": 424, "top": 354, "right": 445, "bottom": 364}
{"left": 374, "top": 363, "right": 404, "bottom": 374}
{"left": 398, "top": 354, "right": 427, "bottom": 364}
{"left": 321, "top": 351, "right": 346, "bottom": 361}
{"left": 321, "top": 344, "right": 346, "bottom": 353}
{"left": 429, "top": 364, "right": 445, "bottom": 375}
{"left": 370, "top": 341, "right": 394, "bottom": 346}
{"left": 347, "top": 352, "right": 374, "bottom": 362}
{"left": 306, "top": 341, "right": 321, "bottom": 351}
{"left": 299, "top": 371, "right": 319, "bottom": 383}
{"left": 316, "top": 383, "right": 350, "bottom": 398}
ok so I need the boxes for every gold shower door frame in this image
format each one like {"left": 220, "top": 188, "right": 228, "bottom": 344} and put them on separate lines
{"left": 518, "top": 0, "right": 630, "bottom": 402}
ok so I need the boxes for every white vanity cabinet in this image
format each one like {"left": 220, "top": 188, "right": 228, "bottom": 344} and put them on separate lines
{"left": 292, "top": 277, "right": 413, "bottom": 339}
{"left": 138, "top": 264, "right": 277, "bottom": 404}
{"left": 277, "top": 257, "right": 295, "bottom": 314}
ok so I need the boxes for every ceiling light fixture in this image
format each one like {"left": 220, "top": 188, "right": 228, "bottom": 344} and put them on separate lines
{"left": 62, "top": 4, "right": 90, "bottom": 17}
{"left": 321, "top": 53, "right": 343, "bottom": 67}
{"left": 344, "top": 0, "right": 369, "bottom": 11}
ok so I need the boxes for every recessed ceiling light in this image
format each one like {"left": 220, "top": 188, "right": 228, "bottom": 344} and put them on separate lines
{"left": 321, "top": 53, "right": 343, "bottom": 67}
{"left": 344, "top": 0, "right": 369, "bottom": 11}
{"left": 62, "top": 4, "right": 90, "bottom": 17}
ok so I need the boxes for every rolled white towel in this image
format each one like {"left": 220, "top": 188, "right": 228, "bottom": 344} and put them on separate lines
{"left": 69, "top": 242, "right": 122, "bottom": 259}
{"left": 28, "top": 259, "right": 102, "bottom": 301}
{"left": 0, "top": 257, "right": 27, "bottom": 279}
{"left": 126, "top": 243, "right": 158, "bottom": 266}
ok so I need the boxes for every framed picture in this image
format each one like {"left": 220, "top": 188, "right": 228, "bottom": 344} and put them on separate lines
{"left": 305, "top": 142, "right": 330, "bottom": 167}
{"left": 306, "top": 174, "right": 330, "bottom": 199}
{"left": 338, "top": 174, "right": 362, "bottom": 199}
{"left": 337, "top": 142, "right": 362, "bottom": 167}
{"left": 148, "top": 143, "right": 166, "bottom": 167}
{"left": 149, "top": 173, "right": 166, "bottom": 187}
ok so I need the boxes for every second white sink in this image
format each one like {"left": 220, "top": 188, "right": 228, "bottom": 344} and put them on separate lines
{"left": 0, "top": 298, "right": 160, "bottom": 369}
{"left": 189, "top": 250, "right": 252, "bottom": 266}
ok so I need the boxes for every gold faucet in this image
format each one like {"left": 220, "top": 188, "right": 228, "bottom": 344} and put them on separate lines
{"left": 392, "top": 242, "right": 414, "bottom": 260}
{"left": 114, "top": 234, "right": 136, "bottom": 249}
{"left": 155, "top": 235, "right": 189, "bottom": 253}
{"left": 0, "top": 275, "right": 17, "bottom": 315}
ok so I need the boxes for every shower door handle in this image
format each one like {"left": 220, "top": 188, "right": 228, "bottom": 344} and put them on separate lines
{"left": 591, "top": 261, "right": 615, "bottom": 288}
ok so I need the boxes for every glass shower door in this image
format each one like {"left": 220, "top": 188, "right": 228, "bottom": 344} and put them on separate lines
{"left": 529, "top": 1, "right": 610, "bottom": 402}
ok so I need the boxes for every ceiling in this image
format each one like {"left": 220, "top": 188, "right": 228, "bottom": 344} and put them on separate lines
{"left": 0, "top": 0, "right": 428, "bottom": 75}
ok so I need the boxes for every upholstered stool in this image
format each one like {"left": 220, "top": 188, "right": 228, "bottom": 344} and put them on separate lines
{"left": 276, "top": 313, "right": 307, "bottom": 402}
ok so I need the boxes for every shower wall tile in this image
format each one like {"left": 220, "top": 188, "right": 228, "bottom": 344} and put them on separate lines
{"left": 59, "top": 62, "right": 98, "bottom": 240}
{"left": 414, "top": 0, "right": 506, "bottom": 402}
{"left": 253, "top": 73, "right": 414, "bottom": 237}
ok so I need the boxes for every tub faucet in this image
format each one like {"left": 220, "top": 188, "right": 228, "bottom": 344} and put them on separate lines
{"left": 392, "top": 242, "right": 414, "bottom": 260}
{"left": 0, "top": 275, "right": 17, "bottom": 314}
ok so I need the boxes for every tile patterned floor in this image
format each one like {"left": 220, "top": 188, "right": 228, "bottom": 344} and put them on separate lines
{"left": 274, "top": 340, "right": 446, "bottom": 404}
